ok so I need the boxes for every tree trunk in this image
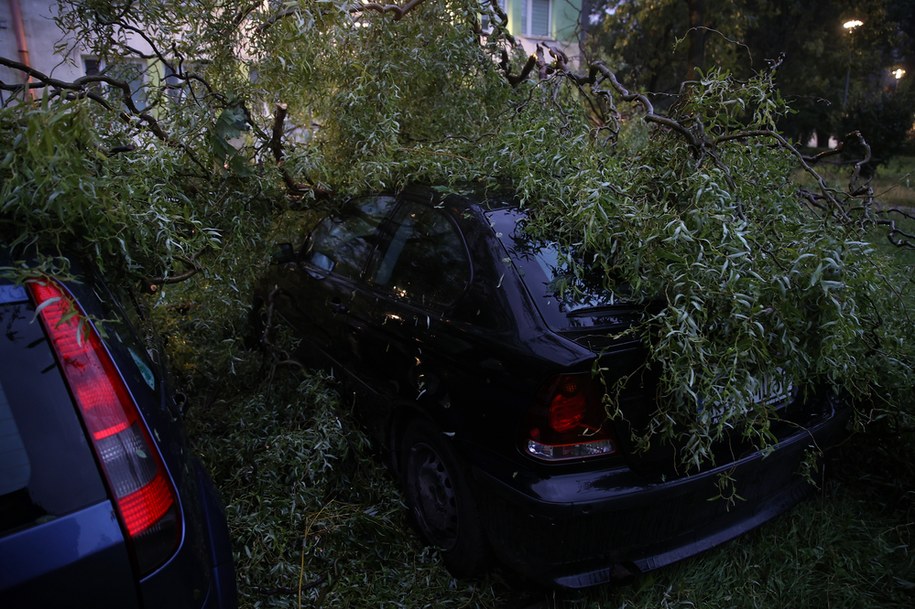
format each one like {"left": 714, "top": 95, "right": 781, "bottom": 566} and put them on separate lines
{"left": 684, "top": 0, "right": 706, "bottom": 81}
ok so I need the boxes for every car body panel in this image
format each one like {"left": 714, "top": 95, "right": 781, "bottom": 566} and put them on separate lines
{"left": 0, "top": 257, "right": 237, "bottom": 608}
{"left": 0, "top": 502, "right": 140, "bottom": 609}
{"left": 473, "top": 398, "right": 846, "bottom": 587}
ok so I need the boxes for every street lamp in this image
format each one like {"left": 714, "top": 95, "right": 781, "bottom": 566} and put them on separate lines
{"left": 843, "top": 19, "right": 863, "bottom": 108}
{"left": 893, "top": 68, "right": 907, "bottom": 80}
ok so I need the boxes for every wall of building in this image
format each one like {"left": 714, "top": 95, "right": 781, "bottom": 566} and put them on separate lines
{"left": 501, "top": 0, "right": 582, "bottom": 64}
{"left": 0, "top": 0, "right": 84, "bottom": 91}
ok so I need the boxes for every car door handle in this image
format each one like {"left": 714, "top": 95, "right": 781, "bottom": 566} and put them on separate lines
{"left": 330, "top": 298, "right": 349, "bottom": 313}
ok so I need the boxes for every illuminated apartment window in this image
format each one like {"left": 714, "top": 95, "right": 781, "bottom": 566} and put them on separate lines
{"left": 522, "top": 0, "right": 551, "bottom": 38}
{"left": 84, "top": 58, "right": 148, "bottom": 111}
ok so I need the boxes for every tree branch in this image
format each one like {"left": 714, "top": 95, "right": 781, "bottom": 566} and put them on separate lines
{"left": 715, "top": 128, "right": 855, "bottom": 221}
{"left": 357, "top": 0, "right": 428, "bottom": 21}
{"left": 261, "top": 0, "right": 428, "bottom": 31}
{"left": 588, "top": 62, "right": 703, "bottom": 152}
{"left": 266, "top": 102, "right": 333, "bottom": 200}
{"left": 0, "top": 55, "right": 208, "bottom": 173}
{"left": 270, "top": 103, "right": 288, "bottom": 164}
{"left": 501, "top": 51, "right": 537, "bottom": 87}
{"left": 144, "top": 256, "right": 202, "bottom": 292}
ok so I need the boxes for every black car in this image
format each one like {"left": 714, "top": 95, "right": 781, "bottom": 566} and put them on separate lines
{"left": 0, "top": 255, "right": 237, "bottom": 608}
{"left": 251, "top": 185, "right": 847, "bottom": 589}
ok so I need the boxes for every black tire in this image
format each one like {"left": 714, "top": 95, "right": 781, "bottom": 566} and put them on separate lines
{"left": 400, "top": 418, "right": 489, "bottom": 577}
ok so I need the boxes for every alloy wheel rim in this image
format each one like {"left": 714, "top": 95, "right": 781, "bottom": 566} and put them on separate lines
{"left": 409, "top": 443, "right": 458, "bottom": 549}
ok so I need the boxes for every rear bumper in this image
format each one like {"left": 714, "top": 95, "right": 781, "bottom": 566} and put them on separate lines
{"left": 473, "top": 400, "right": 849, "bottom": 589}
{"left": 139, "top": 460, "right": 237, "bottom": 609}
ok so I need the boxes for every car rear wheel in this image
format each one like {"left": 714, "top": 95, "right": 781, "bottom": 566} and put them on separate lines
{"left": 400, "top": 418, "right": 489, "bottom": 577}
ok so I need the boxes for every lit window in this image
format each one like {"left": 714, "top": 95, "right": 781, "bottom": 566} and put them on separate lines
{"left": 84, "top": 57, "right": 148, "bottom": 111}
{"left": 522, "top": 0, "right": 551, "bottom": 38}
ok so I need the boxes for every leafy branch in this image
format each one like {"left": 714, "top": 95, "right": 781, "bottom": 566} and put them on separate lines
{"left": 491, "top": 36, "right": 913, "bottom": 250}
{"left": 0, "top": 55, "right": 207, "bottom": 172}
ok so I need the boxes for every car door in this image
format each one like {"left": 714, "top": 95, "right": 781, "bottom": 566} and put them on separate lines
{"left": 341, "top": 197, "right": 474, "bottom": 423}
{"left": 270, "top": 196, "right": 397, "bottom": 367}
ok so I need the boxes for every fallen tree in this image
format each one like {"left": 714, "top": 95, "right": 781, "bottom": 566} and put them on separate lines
{"left": 1, "top": 0, "right": 913, "bottom": 470}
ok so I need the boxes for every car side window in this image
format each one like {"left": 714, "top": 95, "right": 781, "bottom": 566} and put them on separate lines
{"left": 304, "top": 196, "right": 396, "bottom": 279}
{"left": 371, "top": 202, "right": 470, "bottom": 307}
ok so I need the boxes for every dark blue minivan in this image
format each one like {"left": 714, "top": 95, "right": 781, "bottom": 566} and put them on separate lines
{"left": 0, "top": 257, "right": 237, "bottom": 608}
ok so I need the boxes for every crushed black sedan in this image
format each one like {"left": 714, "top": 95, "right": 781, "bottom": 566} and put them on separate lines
{"left": 250, "top": 185, "right": 847, "bottom": 589}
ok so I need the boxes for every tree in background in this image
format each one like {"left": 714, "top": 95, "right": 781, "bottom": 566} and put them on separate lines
{"left": 589, "top": 0, "right": 914, "bottom": 165}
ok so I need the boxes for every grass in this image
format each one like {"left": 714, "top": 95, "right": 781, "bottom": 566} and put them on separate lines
{"left": 795, "top": 154, "right": 915, "bottom": 209}
{"left": 182, "top": 342, "right": 915, "bottom": 609}
{"left": 185, "top": 361, "right": 517, "bottom": 608}
{"left": 589, "top": 441, "right": 915, "bottom": 609}
{"left": 872, "top": 156, "right": 915, "bottom": 208}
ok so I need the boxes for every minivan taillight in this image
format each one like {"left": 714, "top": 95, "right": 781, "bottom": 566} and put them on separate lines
{"left": 526, "top": 373, "right": 618, "bottom": 461}
{"left": 28, "top": 279, "right": 180, "bottom": 574}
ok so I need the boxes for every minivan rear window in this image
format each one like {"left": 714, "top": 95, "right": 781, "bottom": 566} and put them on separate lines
{"left": 0, "top": 294, "right": 107, "bottom": 536}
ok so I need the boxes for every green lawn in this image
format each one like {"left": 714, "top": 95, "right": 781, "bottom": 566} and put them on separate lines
{"left": 873, "top": 156, "right": 915, "bottom": 208}
{"left": 795, "top": 154, "right": 915, "bottom": 208}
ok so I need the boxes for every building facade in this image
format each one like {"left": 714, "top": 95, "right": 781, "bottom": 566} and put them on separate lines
{"left": 489, "top": 0, "right": 584, "bottom": 63}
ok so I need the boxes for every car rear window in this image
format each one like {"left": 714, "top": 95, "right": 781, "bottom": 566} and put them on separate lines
{"left": 0, "top": 284, "right": 107, "bottom": 536}
{"left": 486, "top": 209, "right": 634, "bottom": 330}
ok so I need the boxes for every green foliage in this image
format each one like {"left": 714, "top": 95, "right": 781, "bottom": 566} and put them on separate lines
{"left": 587, "top": 0, "right": 915, "bottom": 158}
{"left": 185, "top": 353, "right": 915, "bottom": 608}
{"left": 1, "top": 100, "right": 206, "bottom": 277}
{"left": 186, "top": 362, "right": 511, "bottom": 608}
{"left": 2, "top": 3, "right": 911, "bottom": 602}
{"left": 5, "top": 0, "right": 913, "bottom": 470}
{"left": 451, "top": 66, "right": 915, "bottom": 467}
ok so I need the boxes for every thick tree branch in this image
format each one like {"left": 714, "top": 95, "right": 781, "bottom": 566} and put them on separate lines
{"left": 270, "top": 103, "right": 288, "bottom": 164}
{"left": 357, "top": 0, "right": 428, "bottom": 21}
{"left": 501, "top": 51, "right": 537, "bottom": 87}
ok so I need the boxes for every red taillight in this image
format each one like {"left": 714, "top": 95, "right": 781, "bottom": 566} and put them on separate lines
{"left": 28, "top": 279, "right": 180, "bottom": 574}
{"left": 526, "top": 373, "right": 618, "bottom": 461}
{"left": 549, "top": 377, "right": 588, "bottom": 433}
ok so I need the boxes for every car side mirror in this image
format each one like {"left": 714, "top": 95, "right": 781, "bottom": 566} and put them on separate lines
{"left": 271, "top": 242, "right": 295, "bottom": 264}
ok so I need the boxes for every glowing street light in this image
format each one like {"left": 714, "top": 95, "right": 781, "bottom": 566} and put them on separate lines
{"left": 893, "top": 68, "right": 907, "bottom": 80}
{"left": 843, "top": 19, "right": 864, "bottom": 30}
